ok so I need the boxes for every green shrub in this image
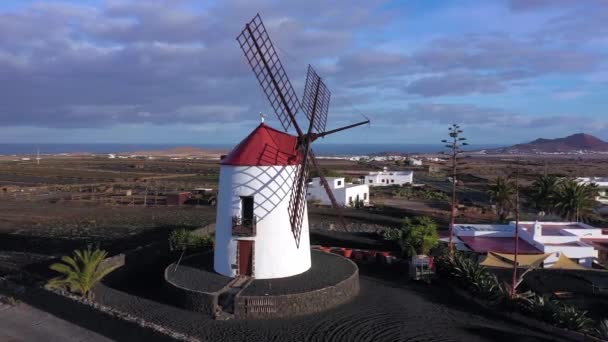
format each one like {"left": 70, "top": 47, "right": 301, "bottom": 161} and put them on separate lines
{"left": 47, "top": 247, "right": 119, "bottom": 299}
{"left": 384, "top": 217, "right": 438, "bottom": 258}
{"left": 520, "top": 295, "right": 559, "bottom": 322}
{"left": 169, "top": 229, "right": 214, "bottom": 252}
{"left": 596, "top": 319, "right": 608, "bottom": 339}
{"left": 552, "top": 304, "right": 595, "bottom": 333}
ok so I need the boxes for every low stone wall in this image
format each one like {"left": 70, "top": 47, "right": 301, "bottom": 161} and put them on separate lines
{"left": 163, "top": 268, "right": 220, "bottom": 316}
{"left": 0, "top": 277, "right": 194, "bottom": 342}
{"left": 234, "top": 261, "right": 360, "bottom": 319}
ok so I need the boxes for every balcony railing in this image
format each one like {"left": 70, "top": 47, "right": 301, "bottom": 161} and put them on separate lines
{"left": 232, "top": 215, "right": 257, "bottom": 237}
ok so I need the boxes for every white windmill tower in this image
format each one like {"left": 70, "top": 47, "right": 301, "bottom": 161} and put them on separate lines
{"left": 213, "top": 14, "right": 369, "bottom": 279}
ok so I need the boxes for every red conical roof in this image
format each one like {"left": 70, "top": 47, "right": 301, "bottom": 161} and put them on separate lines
{"left": 221, "top": 123, "right": 302, "bottom": 166}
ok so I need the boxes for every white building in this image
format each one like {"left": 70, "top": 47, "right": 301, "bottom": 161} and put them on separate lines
{"left": 306, "top": 177, "right": 369, "bottom": 207}
{"left": 364, "top": 168, "right": 413, "bottom": 186}
{"left": 452, "top": 221, "right": 608, "bottom": 268}
{"left": 577, "top": 177, "right": 608, "bottom": 204}
{"left": 407, "top": 158, "right": 422, "bottom": 166}
{"left": 214, "top": 123, "right": 311, "bottom": 279}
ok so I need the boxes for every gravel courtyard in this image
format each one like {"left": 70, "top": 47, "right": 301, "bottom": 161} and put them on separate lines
{"left": 95, "top": 263, "right": 568, "bottom": 342}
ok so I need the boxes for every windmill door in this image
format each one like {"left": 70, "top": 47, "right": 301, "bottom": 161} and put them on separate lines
{"left": 237, "top": 240, "right": 253, "bottom": 276}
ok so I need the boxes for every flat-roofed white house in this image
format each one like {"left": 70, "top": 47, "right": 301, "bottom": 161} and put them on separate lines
{"left": 307, "top": 177, "right": 369, "bottom": 207}
{"left": 577, "top": 177, "right": 608, "bottom": 204}
{"left": 364, "top": 168, "right": 413, "bottom": 187}
{"left": 451, "top": 221, "right": 608, "bottom": 268}
{"left": 407, "top": 158, "right": 422, "bottom": 166}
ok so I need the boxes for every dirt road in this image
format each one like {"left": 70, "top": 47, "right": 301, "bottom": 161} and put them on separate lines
{"left": 0, "top": 301, "right": 112, "bottom": 342}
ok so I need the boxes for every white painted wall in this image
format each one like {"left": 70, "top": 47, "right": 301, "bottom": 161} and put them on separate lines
{"left": 306, "top": 177, "right": 369, "bottom": 207}
{"left": 214, "top": 165, "right": 311, "bottom": 279}
{"left": 455, "top": 221, "right": 608, "bottom": 268}
{"left": 364, "top": 170, "right": 413, "bottom": 186}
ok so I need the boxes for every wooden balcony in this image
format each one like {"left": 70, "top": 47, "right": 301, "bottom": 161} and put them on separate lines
{"left": 232, "top": 215, "right": 257, "bottom": 237}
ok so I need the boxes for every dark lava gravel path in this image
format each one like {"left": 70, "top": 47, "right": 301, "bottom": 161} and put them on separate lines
{"left": 96, "top": 267, "right": 567, "bottom": 342}
{"left": 165, "top": 253, "right": 231, "bottom": 292}
{"left": 243, "top": 251, "right": 357, "bottom": 295}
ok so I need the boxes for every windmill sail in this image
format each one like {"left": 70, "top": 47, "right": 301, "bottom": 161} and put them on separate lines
{"left": 301, "top": 65, "right": 330, "bottom": 133}
{"left": 238, "top": 14, "right": 370, "bottom": 246}
{"left": 237, "top": 14, "right": 301, "bottom": 133}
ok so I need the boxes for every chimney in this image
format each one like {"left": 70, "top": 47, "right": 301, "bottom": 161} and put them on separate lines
{"left": 533, "top": 220, "right": 542, "bottom": 239}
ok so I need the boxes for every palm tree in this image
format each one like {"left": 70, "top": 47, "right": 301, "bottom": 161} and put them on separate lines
{"left": 385, "top": 216, "right": 439, "bottom": 258}
{"left": 488, "top": 177, "right": 515, "bottom": 222}
{"left": 526, "top": 175, "right": 561, "bottom": 214}
{"left": 47, "top": 248, "right": 120, "bottom": 299}
{"left": 401, "top": 216, "right": 439, "bottom": 257}
{"left": 554, "top": 179, "right": 598, "bottom": 222}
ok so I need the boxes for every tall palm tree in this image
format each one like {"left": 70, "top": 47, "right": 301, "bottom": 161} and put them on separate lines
{"left": 554, "top": 179, "right": 598, "bottom": 222}
{"left": 488, "top": 177, "right": 515, "bottom": 222}
{"left": 526, "top": 175, "right": 561, "bottom": 214}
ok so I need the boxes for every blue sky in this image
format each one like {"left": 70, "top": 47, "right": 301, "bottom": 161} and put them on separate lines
{"left": 0, "top": 0, "right": 606, "bottom": 145}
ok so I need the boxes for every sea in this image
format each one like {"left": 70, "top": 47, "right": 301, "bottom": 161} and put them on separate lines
{"left": 0, "top": 143, "right": 505, "bottom": 157}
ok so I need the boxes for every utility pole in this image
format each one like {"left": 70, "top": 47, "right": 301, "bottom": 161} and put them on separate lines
{"left": 442, "top": 124, "right": 468, "bottom": 255}
{"left": 511, "top": 160, "right": 520, "bottom": 298}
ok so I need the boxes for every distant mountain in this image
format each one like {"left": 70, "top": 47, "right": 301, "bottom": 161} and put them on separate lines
{"left": 491, "top": 133, "right": 608, "bottom": 154}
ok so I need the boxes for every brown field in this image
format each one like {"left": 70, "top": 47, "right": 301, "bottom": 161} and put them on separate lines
{"left": 1, "top": 154, "right": 607, "bottom": 262}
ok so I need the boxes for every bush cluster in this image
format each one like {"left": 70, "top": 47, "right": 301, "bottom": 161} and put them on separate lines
{"left": 168, "top": 229, "right": 214, "bottom": 252}
{"left": 437, "top": 252, "right": 601, "bottom": 336}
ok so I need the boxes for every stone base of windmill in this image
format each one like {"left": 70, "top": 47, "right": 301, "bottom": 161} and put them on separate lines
{"left": 164, "top": 250, "right": 359, "bottom": 319}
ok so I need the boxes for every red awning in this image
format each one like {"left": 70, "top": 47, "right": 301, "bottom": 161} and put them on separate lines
{"left": 459, "top": 236, "right": 542, "bottom": 254}
{"left": 221, "top": 123, "right": 302, "bottom": 166}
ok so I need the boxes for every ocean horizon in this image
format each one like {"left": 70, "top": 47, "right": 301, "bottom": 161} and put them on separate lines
{"left": 0, "top": 143, "right": 505, "bottom": 156}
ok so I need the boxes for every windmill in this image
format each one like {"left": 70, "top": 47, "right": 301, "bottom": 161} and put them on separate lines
{"left": 236, "top": 14, "right": 370, "bottom": 247}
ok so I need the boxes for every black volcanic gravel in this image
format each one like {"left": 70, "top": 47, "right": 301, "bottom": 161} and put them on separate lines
{"left": 243, "top": 251, "right": 356, "bottom": 296}
{"left": 165, "top": 253, "right": 231, "bottom": 292}
{"left": 95, "top": 265, "right": 568, "bottom": 342}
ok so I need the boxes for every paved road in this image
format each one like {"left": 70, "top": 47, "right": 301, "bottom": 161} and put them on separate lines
{"left": 0, "top": 301, "right": 113, "bottom": 342}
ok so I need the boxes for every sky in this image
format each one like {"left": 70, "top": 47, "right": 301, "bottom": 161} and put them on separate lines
{"left": 0, "top": 0, "right": 607, "bottom": 145}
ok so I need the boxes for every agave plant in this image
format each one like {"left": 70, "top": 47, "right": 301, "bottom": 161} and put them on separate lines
{"left": 47, "top": 248, "right": 119, "bottom": 299}
{"left": 596, "top": 319, "right": 608, "bottom": 340}
{"left": 451, "top": 254, "right": 483, "bottom": 283}
{"left": 520, "top": 294, "right": 559, "bottom": 322}
{"left": 552, "top": 304, "right": 595, "bottom": 333}
{"left": 474, "top": 273, "right": 500, "bottom": 299}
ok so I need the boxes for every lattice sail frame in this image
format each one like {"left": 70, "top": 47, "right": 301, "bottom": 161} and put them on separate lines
{"left": 287, "top": 158, "right": 308, "bottom": 247}
{"left": 301, "top": 65, "right": 330, "bottom": 133}
{"left": 236, "top": 14, "right": 300, "bottom": 132}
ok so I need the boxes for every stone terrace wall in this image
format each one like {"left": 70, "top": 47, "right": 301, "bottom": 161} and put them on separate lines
{"left": 163, "top": 268, "right": 220, "bottom": 316}
{"left": 234, "top": 267, "right": 359, "bottom": 319}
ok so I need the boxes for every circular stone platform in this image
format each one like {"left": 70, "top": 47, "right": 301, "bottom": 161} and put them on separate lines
{"left": 164, "top": 250, "right": 359, "bottom": 319}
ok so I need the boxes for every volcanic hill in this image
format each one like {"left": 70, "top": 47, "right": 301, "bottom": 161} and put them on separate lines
{"left": 492, "top": 133, "right": 608, "bottom": 154}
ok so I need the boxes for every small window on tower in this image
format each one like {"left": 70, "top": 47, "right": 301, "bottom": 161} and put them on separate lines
{"left": 364, "top": 193, "right": 367, "bottom": 200}
{"left": 240, "top": 196, "right": 254, "bottom": 225}
{"left": 369, "top": 179, "right": 373, "bottom": 183}
{"left": 337, "top": 180, "right": 342, "bottom": 186}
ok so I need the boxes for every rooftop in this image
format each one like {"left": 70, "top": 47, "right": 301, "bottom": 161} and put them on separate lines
{"left": 221, "top": 123, "right": 301, "bottom": 166}
{"left": 458, "top": 236, "right": 541, "bottom": 254}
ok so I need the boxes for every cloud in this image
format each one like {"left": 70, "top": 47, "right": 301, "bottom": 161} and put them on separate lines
{"left": 405, "top": 72, "right": 505, "bottom": 97}
{"left": 0, "top": 0, "right": 393, "bottom": 129}
{"left": 0, "top": 0, "right": 606, "bottom": 144}
{"left": 381, "top": 103, "right": 608, "bottom": 133}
